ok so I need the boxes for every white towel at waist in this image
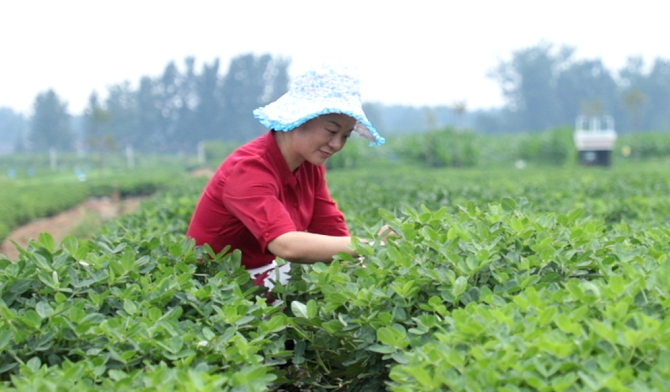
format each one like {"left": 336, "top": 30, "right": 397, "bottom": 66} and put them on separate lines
{"left": 246, "top": 260, "right": 291, "bottom": 291}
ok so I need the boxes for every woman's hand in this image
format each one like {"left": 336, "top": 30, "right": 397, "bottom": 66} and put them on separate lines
{"left": 376, "top": 224, "right": 397, "bottom": 244}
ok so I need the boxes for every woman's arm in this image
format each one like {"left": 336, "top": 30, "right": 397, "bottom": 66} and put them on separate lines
{"left": 267, "top": 231, "right": 357, "bottom": 264}
{"left": 269, "top": 224, "right": 396, "bottom": 264}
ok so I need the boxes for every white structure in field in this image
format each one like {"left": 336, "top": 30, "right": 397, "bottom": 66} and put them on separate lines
{"left": 573, "top": 115, "right": 617, "bottom": 166}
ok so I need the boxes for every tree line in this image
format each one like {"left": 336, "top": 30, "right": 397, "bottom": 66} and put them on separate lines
{"left": 478, "top": 41, "right": 670, "bottom": 133}
{"left": 3, "top": 53, "right": 291, "bottom": 154}
{"left": 1, "top": 42, "right": 669, "bottom": 154}
{"left": 85, "top": 53, "right": 291, "bottom": 154}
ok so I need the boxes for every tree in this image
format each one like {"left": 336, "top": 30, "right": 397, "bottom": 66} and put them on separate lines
{"left": 362, "top": 102, "right": 385, "bottom": 134}
{"left": 270, "top": 57, "right": 290, "bottom": 100}
{"left": 555, "top": 59, "right": 618, "bottom": 121}
{"left": 29, "top": 90, "right": 72, "bottom": 152}
{"left": 488, "top": 42, "right": 573, "bottom": 131}
{"left": 193, "top": 58, "right": 223, "bottom": 145}
{"left": 153, "top": 61, "right": 184, "bottom": 150}
{"left": 451, "top": 100, "right": 467, "bottom": 130}
{"left": 0, "top": 108, "right": 27, "bottom": 153}
{"left": 579, "top": 100, "right": 604, "bottom": 117}
{"left": 642, "top": 59, "right": 670, "bottom": 130}
{"left": 102, "top": 58, "right": 198, "bottom": 153}
{"left": 378, "top": 105, "right": 435, "bottom": 134}
{"left": 105, "top": 81, "right": 139, "bottom": 149}
{"left": 172, "top": 57, "right": 199, "bottom": 150}
{"left": 135, "top": 76, "right": 162, "bottom": 150}
{"left": 622, "top": 89, "right": 646, "bottom": 132}
{"left": 618, "top": 56, "right": 670, "bottom": 131}
{"left": 220, "top": 54, "right": 290, "bottom": 142}
{"left": 83, "top": 92, "right": 114, "bottom": 173}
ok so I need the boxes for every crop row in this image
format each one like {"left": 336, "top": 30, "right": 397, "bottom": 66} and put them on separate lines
{"left": 1, "top": 163, "right": 670, "bottom": 391}
{"left": 0, "top": 168, "right": 186, "bottom": 242}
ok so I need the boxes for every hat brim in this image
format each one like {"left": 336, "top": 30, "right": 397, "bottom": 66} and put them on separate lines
{"left": 253, "top": 94, "right": 385, "bottom": 146}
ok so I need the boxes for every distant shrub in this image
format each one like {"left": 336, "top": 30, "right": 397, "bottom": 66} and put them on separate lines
{"left": 201, "top": 140, "right": 240, "bottom": 166}
{"left": 517, "top": 127, "right": 576, "bottom": 165}
{"left": 391, "top": 127, "right": 480, "bottom": 168}
{"left": 616, "top": 131, "right": 670, "bottom": 159}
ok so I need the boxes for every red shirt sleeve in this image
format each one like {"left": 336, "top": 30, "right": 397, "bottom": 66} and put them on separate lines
{"left": 307, "top": 166, "right": 349, "bottom": 236}
{"left": 222, "top": 158, "right": 297, "bottom": 252}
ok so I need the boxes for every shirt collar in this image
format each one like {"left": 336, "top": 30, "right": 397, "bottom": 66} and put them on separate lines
{"left": 266, "top": 131, "right": 298, "bottom": 187}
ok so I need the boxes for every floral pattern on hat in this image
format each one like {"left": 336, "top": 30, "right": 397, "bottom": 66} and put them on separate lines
{"left": 253, "top": 63, "right": 385, "bottom": 146}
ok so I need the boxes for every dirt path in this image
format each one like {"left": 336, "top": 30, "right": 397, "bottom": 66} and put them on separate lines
{"left": 0, "top": 196, "right": 147, "bottom": 260}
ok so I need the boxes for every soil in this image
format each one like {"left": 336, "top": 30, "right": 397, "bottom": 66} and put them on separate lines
{"left": 0, "top": 196, "right": 147, "bottom": 260}
{"left": 190, "top": 167, "right": 216, "bottom": 178}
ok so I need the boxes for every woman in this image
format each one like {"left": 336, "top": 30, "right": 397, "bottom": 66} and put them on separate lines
{"left": 187, "top": 62, "right": 385, "bottom": 290}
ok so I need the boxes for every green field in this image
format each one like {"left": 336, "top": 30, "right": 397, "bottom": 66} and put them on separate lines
{"left": 1, "top": 130, "right": 670, "bottom": 391}
{"left": 0, "top": 154, "right": 193, "bottom": 242}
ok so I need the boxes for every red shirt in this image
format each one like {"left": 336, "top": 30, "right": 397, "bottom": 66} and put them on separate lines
{"left": 187, "top": 131, "right": 349, "bottom": 269}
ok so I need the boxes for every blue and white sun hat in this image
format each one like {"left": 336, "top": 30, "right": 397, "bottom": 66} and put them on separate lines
{"left": 253, "top": 62, "right": 385, "bottom": 146}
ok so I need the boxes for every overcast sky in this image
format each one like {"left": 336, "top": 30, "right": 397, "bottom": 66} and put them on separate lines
{"left": 1, "top": 0, "right": 668, "bottom": 116}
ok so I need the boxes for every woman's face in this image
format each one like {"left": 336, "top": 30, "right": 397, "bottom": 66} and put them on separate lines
{"left": 289, "top": 113, "right": 356, "bottom": 168}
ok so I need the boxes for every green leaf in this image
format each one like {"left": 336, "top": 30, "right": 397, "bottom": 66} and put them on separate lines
{"left": 148, "top": 307, "right": 161, "bottom": 322}
{"left": 259, "top": 314, "right": 289, "bottom": 334}
{"left": 26, "top": 357, "right": 41, "bottom": 373}
{"left": 554, "top": 314, "right": 581, "bottom": 335}
{"left": 32, "top": 252, "right": 53, "bottom": 271}
{"left": 368, "top": 344, "right": 396, "bottom": 354}
{"left": 108, "top": 369, "right": 128, "bottom": 381}
{"left": 452, "top": 276, "right": 468, "bottom": 298}
{"left": 291, "top": 301, "right": 308, "bottom": 318}
{"left": 22, "top": 310, "right": 42, "bottom": 329}
{"left": 0, "top": 362, "right": 18, "bottom": 374}
{"left": 234, "top": 315, "right": 255, "bottom": 326}
{"left": 292, "top": 340, "right": 306, "bottom": 365}
{"left": 61, "top": 234, "right": 79, "bottom": 255}
{"left": 322, "top": 320, "right": 344, "bottom": 333}
{"left": 405, "top": 366, "right": 434, "bottom": 387}
{"left": 391, "top": 351, "right": 409, "bottom": 364}
{"left": 509, "top": 217, "right": 524, "bottom": 232}
{"left": 608, "top": 275, "right": 625, "bottom": 296}
{"left": 73, "top": 245, "right": 89, "bottom": 261}
{"left": 377, "top": 208, "right": 396, "bottom": 223}
{"left": 377, "top": 326, "right": 407, "bottom": 348}
{"left": 169, "top": 243, "right": 183, "bottom": 257}
{"left": 123, "top": 299, "right": 137, "bottom": 315}
{"left": 589, "top": 320, "right": 617, "bottom": 344}
{"left": 121, "top": 251, "right": 135, "bottom": 272}
{"left": 109, "top": 258, "right": 125, "bottom": 276}
{"left": 201, "top": 327, "right": 215, "bottom": 341}
{"left": 37, "top": 271, "right": 55, "bottom": 289}
{"left": 538, "top": 306, "right": 557, "bottom": 326}
{"left": 35, "top": 301, "right": 53, "bottom": 319}
{"left": 476, "top": 249, "right": 491, "bottom": 263}
{"left": 551, "top": 372, "right": 578, "bottom": 391}
{"left": 654, "top": 258, "right": 670, "bottom": 289}
{"left": 401, "top": 222, "right": 417, "bottom": 241}
{"left": 568, "top": 208, "right": 585, "bottom": 222}
{"left": 38, "top": 232, "right": 55, "bottom": 253}
{"left": 9, "top": 279, "right": 32, "bottom": 295}
{"left": 0, "top": 329, "right": 13, "bottom": 350}
{"left": 501, "top": 197, "right": 517, "bottom": 211}
{"left": 306, "top": 300, "right": 318, "bottom": 318}
{"left": 311, "top": 263, "right": 328, "bottom": 273}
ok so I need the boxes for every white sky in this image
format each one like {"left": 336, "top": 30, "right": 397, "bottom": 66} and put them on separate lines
{"left": 1, "top": 0, "right": 668, "bottom": 116}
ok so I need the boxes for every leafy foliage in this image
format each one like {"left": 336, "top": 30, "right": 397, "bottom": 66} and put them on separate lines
{"left": 615, "top": 131, "right": 670, "bottom": 160}
{"left": 2, "top": 161, "right": 670, "bottom": 391}
{"left": 386, "top": 127, "right": 480, "bottom": 168}
{"left": 517, "top": 127, "right": 576, "bottom": 165}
